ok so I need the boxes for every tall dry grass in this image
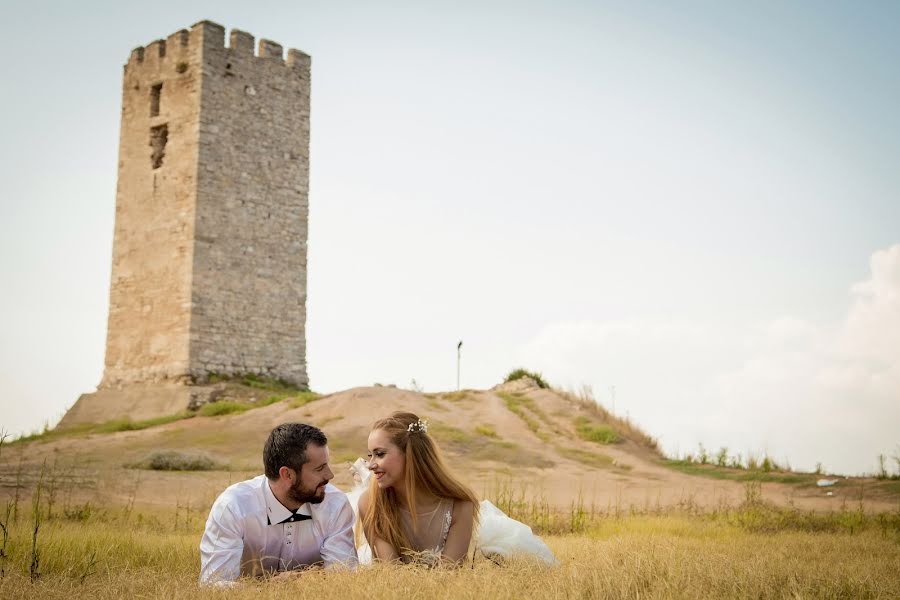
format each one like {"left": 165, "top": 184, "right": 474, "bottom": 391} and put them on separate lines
{"left": 0, "top": 470, "right": 898, "bottom": 599}
{"left": 0, "top": 506, "right": 897, "bottom": 599}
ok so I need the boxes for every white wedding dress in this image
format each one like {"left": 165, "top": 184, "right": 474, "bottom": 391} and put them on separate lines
{"left": 346, "top": 459, "right": 558, "bottom": 566}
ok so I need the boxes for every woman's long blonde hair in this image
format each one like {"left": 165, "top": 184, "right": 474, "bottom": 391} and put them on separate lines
{"left": 362, "top": 412, "right": 480, "bottom": 558}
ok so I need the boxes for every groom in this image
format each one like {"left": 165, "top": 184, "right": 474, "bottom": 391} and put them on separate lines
{"left": 199, "top": 422, "right": 358, "bottom": 585}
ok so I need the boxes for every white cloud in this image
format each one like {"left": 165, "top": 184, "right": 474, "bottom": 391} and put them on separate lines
{"left": 841, "top": 244, "right": 900, "bottom": 365}
{"left": 516, "top": 244, "right": 900, "bottom": 475}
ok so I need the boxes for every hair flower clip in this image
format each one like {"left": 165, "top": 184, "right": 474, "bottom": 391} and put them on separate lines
{"left": 407, "top": 419, "right": 429, "bottom": 433}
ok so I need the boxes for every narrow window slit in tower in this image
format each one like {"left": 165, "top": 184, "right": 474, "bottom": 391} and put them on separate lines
{"left": 150, "top": 83, "right": 163, "bottom": 117}
{"left": 150, "top": 124, "right": 168, "bottom": 169}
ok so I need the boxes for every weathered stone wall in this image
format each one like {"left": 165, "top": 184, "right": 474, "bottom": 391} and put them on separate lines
{"left": 190, "top": 23, "right": 310, "bottom": 387}
{"left": 101, "top": 28, "right": 202, "bottom": 388}
{"left": 98, "top": 20, "right": 309, "bottom": 392}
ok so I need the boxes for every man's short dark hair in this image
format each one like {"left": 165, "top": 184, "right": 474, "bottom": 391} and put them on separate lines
{"left": 263, "top": 423, "right": 328, "bottom": 480}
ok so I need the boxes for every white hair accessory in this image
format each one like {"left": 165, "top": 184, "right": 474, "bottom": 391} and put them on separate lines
{"left": 407, "top": 419, "right": 429, "bottom": 433}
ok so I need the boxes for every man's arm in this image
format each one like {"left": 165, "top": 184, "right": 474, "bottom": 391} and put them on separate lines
{"left": 320, "top": 494, "right": 359, "bottom": 569}
{"left": 199, "top": 498, "right": 244, "bottom": 585}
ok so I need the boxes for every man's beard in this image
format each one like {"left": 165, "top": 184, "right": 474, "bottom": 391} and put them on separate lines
{"left": 288, "top": 478, "right": 327, "bottom": 505}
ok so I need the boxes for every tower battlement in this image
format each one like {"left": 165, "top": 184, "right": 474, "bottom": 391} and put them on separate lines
{"left": 126, "top": 22, "right": 310, "bottom": 73}
{"left": 62, "top": 21, "right": 312, "bottom": 427}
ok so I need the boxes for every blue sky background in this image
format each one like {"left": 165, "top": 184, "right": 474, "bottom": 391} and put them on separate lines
{"left": 1, "top": 1, "right": 898, "bottom": 474}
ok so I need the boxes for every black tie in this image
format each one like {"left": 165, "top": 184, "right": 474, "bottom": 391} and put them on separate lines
{"left": 278, "top": 510, "right": 312, "bottom": 524}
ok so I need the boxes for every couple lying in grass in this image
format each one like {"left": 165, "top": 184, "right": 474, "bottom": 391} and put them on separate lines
{"left": 199, "top": 412, "right": 555, "bottom": 585}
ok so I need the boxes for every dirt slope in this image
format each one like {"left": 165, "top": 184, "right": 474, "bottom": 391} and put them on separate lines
{"left": 1, "top": 383, "right": 895, "bottom": 512}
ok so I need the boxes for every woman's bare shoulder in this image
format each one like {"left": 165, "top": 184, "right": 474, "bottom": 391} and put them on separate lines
{"left": 451, "top": 499, "right": 475, "bottom": 520}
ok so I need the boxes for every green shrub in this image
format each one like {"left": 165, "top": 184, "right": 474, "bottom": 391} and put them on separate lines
{"left": 573, "top": 416, "right": 619, "bottom": 444}
{"left": 504, "top": 368, "right": 549, "bottom": 389}
{"left": 556, "top": 446, "right": 614, "bottom": 469}
{"left": 499, "top": 392, "right": 542, "bottom": 434}
{"left": 287, "top": 391, "right": 322, "bottom": 409}
{"left": 715, "top": 447, "right": 729, "bottom": 467}
{"left": 661, "top": 460, "right": 814, "bottom": 485}
{"left": 426, "top": 396, "right": 447, "bottom": 411}
{"left": 475, "top": 425, "right": 498, "bottom": 438}
{"left": 131, "top": 450, "right": 221, "bottom": 471}
{"left": 207, "top": 372, "right": 304, "bottom": 392}
{"left": 63, "top": 502, "right": 95, "bottom": 522}
{"left": 16, "top": 412, "right": 195, "bottom": 443}
{"left": 199, "top": 401, "right": 251, "bottom": 417}
{"left": 207, "top": 373, "right": 228, "bottom": 384}
{"left": 259, "top": 395, "right": 285, "bottom": 406}
{"left": 429, "top": 422, "right": 473, "bottom": 445}
{"left": 94, "top": 412, "right": 194, "bottom": 433}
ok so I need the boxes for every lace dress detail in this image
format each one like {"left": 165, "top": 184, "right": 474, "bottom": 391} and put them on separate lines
{"left": 438, "top": 504, "right": 453, "bottom": 549}
{"left": 399, "top": 499, "right": 454, "bottom": 566}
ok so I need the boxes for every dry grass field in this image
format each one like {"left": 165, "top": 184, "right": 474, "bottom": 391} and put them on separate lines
{"left": 2, "top": 379, "right": 899, "bottom": 598}
{"left": 0, "top": 499, "right": 898, "bottom": 599}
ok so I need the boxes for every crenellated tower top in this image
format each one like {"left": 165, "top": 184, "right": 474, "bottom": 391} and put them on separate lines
{"left": 125, "top": 21, "right": 310, "bottom": 74}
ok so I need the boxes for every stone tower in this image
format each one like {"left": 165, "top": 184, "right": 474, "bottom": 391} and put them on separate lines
{"left": 62, "top": 21, "right": 310, "bottom": 425}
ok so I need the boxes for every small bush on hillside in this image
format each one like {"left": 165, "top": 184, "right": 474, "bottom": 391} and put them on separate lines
{"left": 475, "top": 425, "right": 498, "bottom": 438}
{"left": 287, "top": 391, "right": 322, "bottom": 409}
{"left": 874, "top": 454, "right": 900, "bottom": 480}
{"left": 715, "top": 447, "right": 729, "bottom": 467}
{"left": 429, "top": 422, "right": 473, "bottom": 445}
{"left": 441, "top": 391, "right": 471, "bottom": 402}
{"left": 504, "top": 368, "right": 549, "bottom": 389}
{"left": 93, "top": 412, "right": 195, "bottom": 433}
{"left": 206, "top": 372, "right": 303, "bottom": 392}
{"left": 130, "top": 450, "right": 221, "bottom": 471}
{"left": 697, "top": 444, "right": 709, "bottom": 465}
{"left": 199, "top": 401, "right": 251, "bottom": 417}
{"left": 240, "top": 373, "right": 297, "bottom": 390}
{"left": 63, "top": 502, "right": 95, "bottom": 522}
{"left": 498, "top": 392, "right": 544, "bottom": 436}
{"left": 14, "top": 412, "right": 195, "bottom": 444}
{"left": 426, "top": 396, "right": 449, "bottom": 411}
{"left": 573, "top": 416, "right": 619, "bottom": 444}
{"left": 556, "top": 446, "right": 614, "bottom": 469}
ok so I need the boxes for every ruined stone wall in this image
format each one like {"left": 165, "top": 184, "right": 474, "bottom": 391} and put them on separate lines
{"left": 100, "top": 21, "right": 310, "bottom": 390}
{"left": 101, "top": 27, "right": 203, "bottom": 388}
{"left": 190, "top": 22, "right": 310, "bottom": 387}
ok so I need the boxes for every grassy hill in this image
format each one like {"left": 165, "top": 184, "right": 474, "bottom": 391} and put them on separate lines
{"left": 3, "top": 377, "right": 897, "bottom": 513}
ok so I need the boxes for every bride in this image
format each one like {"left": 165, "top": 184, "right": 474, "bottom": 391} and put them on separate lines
{"left": 351, "top": 411, "right": 557, "bottom": 566}
{"left": 357, "top": 412, "right": 478, "bottom": 565}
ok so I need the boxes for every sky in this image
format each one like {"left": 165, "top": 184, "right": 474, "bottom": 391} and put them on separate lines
{"left": 0, "top": 1, "right": 898, "bottom": 475}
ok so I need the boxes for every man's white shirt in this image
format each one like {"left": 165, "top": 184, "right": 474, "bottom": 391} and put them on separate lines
{"left": 199, "top": 475, "right": 358, "bottom": 584}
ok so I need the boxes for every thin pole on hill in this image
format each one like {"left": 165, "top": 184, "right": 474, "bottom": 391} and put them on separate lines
{"left": 609, "top": 385, "right": 616, "bottom": 416}
{"left": 457, "top": 340, "right": 463, "bottom": 391}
